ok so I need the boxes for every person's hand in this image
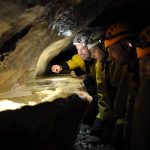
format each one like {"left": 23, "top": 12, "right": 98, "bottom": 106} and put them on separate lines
{"left": 76, "top": 91, "right": 93, "bottom": 103}
{"left": 51, "top": 65, "right": 62, "bottom": 73}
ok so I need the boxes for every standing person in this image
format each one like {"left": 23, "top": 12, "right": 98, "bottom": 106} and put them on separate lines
{"left": 131, "top": 25, "right": 150, "bottom": 150}
{"left": 86, "top": 29, "right": 114, "bottom": 145}
{"left": 104, "top": 21, "right": 139, "bottom": 150}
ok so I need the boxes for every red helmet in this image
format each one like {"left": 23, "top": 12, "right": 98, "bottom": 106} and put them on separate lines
{"left": 104, "top": 21, "right": 133, "bottom": 48}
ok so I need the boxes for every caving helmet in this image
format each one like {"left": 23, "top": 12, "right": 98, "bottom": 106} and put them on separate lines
{"left": 104, "top": 21, "right": 134, "bottom": 48}
{"left": 136, "top": 25, "right": 150, "bottom": 58}
{"left": 87, "top": 28, "right": 105, "bottom": 50}
{"left": 73, "top": 28, "right": 93, "bottom": 46}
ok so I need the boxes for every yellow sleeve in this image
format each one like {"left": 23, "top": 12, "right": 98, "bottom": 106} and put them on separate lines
{"left": 96, "top": 61, "right": 112, "bottom": 120}
{"left": 66, "top": 54, "right": 86, "bottom": 71}
{"left": 95, "top": 62, "right": 104, "bottom": 85}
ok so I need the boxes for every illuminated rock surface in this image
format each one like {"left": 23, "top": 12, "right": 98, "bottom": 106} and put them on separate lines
{"left": 0, "top": 1, "right": 149, "bottom": 150}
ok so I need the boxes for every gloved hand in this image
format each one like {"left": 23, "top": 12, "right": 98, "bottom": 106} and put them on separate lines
{"left": 83, "top": 74, "right": 97, "bottom": 95}
{"left": 90, "top": 118, "right": 104, "bottom": 137}
{"left": 76, "top": 91, "right": 93, "bottom": 103}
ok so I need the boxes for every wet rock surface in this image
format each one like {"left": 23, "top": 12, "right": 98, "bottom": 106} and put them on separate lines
{"left": 0, "top": 94, "right": 90, "bottom": 150}
{"left": 73, "top": 124, "right": 115, "bottom": 150}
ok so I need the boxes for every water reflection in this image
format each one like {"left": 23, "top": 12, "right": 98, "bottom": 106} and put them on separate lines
{"left": 0, "top": 75, "right": 85, "bottom": 111}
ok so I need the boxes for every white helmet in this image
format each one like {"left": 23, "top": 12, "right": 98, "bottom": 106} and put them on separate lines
{"left": 73, "top": 28, "right": 93, "bottom": 45}
{"left": 87, "top": 28, "right": 105, "bottom": 50}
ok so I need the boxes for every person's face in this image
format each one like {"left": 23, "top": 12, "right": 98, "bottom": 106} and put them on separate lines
{"left": 75, "top": 43, "right": 89, "bottom": 60}
{"left": 139, "top": 55, "right": 150, "bottom": 78}
{"left": 107, "top": 43, "right": 129, "bottom": 65}
{"left": 90, "top": 46, "right": 104, "bottom": 61}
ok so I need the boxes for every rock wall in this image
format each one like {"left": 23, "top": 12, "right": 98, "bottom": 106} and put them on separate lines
{"left": 0, "top": 94, "right": 89, "bottom": 150}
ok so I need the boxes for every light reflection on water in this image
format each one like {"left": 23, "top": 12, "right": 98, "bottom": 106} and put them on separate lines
{"left": 0, "top": 75, "right": 85, "bottom": 111}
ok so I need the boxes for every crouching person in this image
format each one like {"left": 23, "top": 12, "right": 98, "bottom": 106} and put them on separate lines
{"left": 51, "top": 28, "right": 98, "bottom": 125}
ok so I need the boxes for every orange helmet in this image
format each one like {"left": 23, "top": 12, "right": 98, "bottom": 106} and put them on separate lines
{"left": 136, "top": 25, "right": 150, "bottom": 58}
{"left": 104, "top": 21, "right": 133, "bottom": 48}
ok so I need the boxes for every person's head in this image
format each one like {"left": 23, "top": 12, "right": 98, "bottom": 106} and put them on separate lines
{"left": 106, "top": 41, "right": 133, "bottom": 65}
{"left": 87, "top": 28, "right": 106, "bottom": 61}
{"left": 75, "top": 43, "right": 89, "bottom": 60}
{"left": 73, "top": 28, "right": 93, "bottom": 60}
{"left": 136, "top": 25, "right": 150, "bottom": 77}
{"left": 104, "top": 21, "right": 134, "bottom": 65}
